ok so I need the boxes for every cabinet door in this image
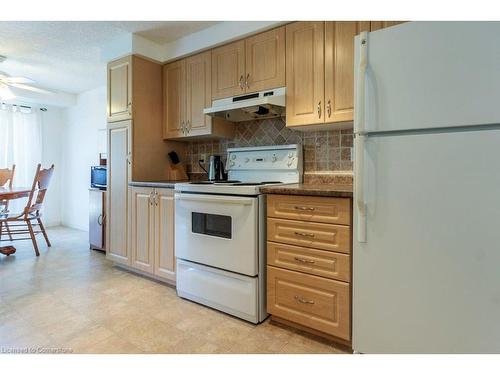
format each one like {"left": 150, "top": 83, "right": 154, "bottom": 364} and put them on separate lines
{"left": 107, "top": 56, "right": 132, "bottom": 122}
{"left": 245, "top": 26, "right": 285, "bottom": 93}
{"left": 106, "top": 120, "right": 131, "bottom": 265}
{"left": 286, "top": 22, "right": 325, "bottom": 127}
{"left": 185, "top": 51, "right": 212, "bottom": 137}
{"left": 163, "top": 60, "right": 185, "bottom": 139}
{"left": 130, "top": 186, "right": 155, "bottom": 273}
{"left": 370, "top": 21, "right": 405, "bottom": 31}
{"left": 154, "top": 188, "right": 176, "bottom": 282}
{"left": 211, "top": 40, "right": 245, "bottom": 99}
{"left": 325, "top": 21, "right": 369, "bottom": 123}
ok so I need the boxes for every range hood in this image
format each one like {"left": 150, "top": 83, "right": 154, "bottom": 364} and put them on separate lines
{"left": 203, "top": 87, "right": 285, "bottom": 122}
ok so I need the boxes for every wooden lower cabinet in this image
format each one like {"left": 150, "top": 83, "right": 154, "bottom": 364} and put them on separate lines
{"left": 129, "top": 186, "right": 155, "bottom": 273}
{"left": 267, "top": 241, "right": 350, "bottom": 282}
{"left": 267, "top": 217, "right": 351, "bottom": 253}
{"left": 106, "top": 120, "right": 131, "bottom": 265}
{"left": 267, "top": 266, "right": 350, "bottom": 341}
{"left": 266, "top": 194, "right": 353, "bottom": 344}
{"left": 129, "top": 186, "right": 176, "bottom": 283}
{"left": 153, "top": 188, "right": 176, "bottom": 282}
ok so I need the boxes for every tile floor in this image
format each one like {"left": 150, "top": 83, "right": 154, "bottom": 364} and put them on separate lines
{"left": 0, "top": 227, "right": 350, "bottom": 354}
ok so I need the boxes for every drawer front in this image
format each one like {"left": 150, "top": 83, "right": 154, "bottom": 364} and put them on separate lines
{"left": 267, "top": 194, "right": 351, "bottom": 225}
{"left": 267, "top": 242, "right": 350, "bottom": 282}
{"left": 267, "top": 266, "right": 350, "bottom": 340}
{"left": 267, "top": 218, "right": 351, "bottom": 253}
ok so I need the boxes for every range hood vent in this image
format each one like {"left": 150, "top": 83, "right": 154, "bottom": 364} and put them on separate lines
{"left": 203, "top": 87, "right": 285, "bottom": 122}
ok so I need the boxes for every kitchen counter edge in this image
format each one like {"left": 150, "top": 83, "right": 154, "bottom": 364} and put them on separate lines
{"left": 260, "top": 183, "right": 353, "bottom": 198}
{"left": 128, "top": 181, "right": 184, "bottom": 189}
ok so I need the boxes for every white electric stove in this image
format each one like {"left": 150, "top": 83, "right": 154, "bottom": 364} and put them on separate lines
{"left": 174, "top": 144, "right": 303, "bottom": 323}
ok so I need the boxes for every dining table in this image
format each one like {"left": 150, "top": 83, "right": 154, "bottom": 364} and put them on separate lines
{"left": 0, "top": 186, "right": 31, "bottom": 256}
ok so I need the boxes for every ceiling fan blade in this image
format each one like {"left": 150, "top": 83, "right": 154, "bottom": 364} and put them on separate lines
{"left": 9, "top": 83, "right": 55, "bottom": 95}
{"left": 4, "top": 76, "right": 36, "bottom": 84}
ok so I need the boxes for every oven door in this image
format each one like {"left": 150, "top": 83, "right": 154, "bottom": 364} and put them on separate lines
{"left": 174, "top": 193, "right": 258, "bottom": 276}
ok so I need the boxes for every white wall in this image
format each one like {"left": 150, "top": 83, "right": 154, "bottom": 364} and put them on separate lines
{"left": 60, "top": 86, "right": 107, "bottom": 231}
{"left": 40, "top": 108, "right": 64, "bottom": 226}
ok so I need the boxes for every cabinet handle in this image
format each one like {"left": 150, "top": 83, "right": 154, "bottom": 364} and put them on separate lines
{"left": 127, "top": 102, "right": 132, "bottom": 116}
{"left": 181, "top": 121, "right": 185, "bottom": 135}
{"left": 294, "top": 231, "right": 315, "bottom": 238}
{"left": 294, "top": 257, "right": 315, "bottom": 264}
{"left": 239, "top": 75, "right": 244, "bottom": 90}
{"left": 294, "top": 205, "right": 315, "bottom": 211}
{"left": 245, "top": 73, "right": 250, "bottom": 89}
{"left": 317, "top": 101, "right": 322, "bottom": 118}
{"left": 294, "top": 295, "right": 315, "bottom": 305}
{"left": 154, "top": 191, "right": 159, "bottom": 206}
{"left": 327, "top": 99, "right": 332, "bottom": 118}
{"left": 187, "top": 120, "right": 191, "bottom": 133}
{"left": 97, "top": 214, "right": 103, "bottom": 226}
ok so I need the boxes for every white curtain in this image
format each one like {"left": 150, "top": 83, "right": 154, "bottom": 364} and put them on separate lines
{"left": 0, "top": 105, "right": 43, "bottom": 212}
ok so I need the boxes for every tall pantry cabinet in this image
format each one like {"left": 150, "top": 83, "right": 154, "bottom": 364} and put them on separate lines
{"left": 106, "top": 54, "right": 184, "bottom": 282}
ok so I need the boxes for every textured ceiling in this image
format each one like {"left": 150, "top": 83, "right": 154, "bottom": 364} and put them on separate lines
{"left": 0, "top": 21, "right": 221, "bottom": 94}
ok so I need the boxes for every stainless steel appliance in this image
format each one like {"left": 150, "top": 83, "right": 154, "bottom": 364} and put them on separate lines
{"left": 199, "top": 155, "right": 227, "bottom": 181}
{"left": 174, "top": 144, "right": 303, "bottom": 323}
{"left": 89, "top": 188, "right": 106, "bottom": 251}
{"left": 90, "top": 166, "right": 107, "bottom": 189}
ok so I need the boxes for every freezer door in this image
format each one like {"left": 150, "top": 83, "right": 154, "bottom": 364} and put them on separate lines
{"left": 353, "top": 129, "right": 500, "bottom": 353}
{"left": 354, "top": 22, "right": 500, "bottom": 133}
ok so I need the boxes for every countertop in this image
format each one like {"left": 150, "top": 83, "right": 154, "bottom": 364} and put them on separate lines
{"left": 128, "top": 180, "right": 187, "bottom": 189}
{"left": 260, "top": 183, "right": 353, "bottom": 198}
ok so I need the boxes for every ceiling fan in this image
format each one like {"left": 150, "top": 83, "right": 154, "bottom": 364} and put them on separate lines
{"left": 0, "top": 56, "right": 55, "bottom": 99}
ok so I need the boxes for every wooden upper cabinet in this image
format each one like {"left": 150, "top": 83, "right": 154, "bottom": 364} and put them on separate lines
{"left": 163, "top": 60, "right": 185, "bottom": 139}
{"left": 212, "top": 40, "right": 245, "bottom": 99}
{"left": 370, "top": 21, "right": 405, "bottom": 31}
{"left": 245, "top": 26, "right": 285, "bottom": 93}
{"left": 325, "top": 21, "right": 370, "bottom": 123}
{"left": 185, "top": 51, "right": 212, "bottom": 136}
{"left": 107, "top": 56, "right": 132, "bottom": 122}
{"left": 286, "top": 21, "right": 325, "bottom": 127}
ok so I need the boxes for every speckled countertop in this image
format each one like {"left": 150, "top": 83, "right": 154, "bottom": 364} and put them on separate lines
{"left": 260, "top": 183, "right": 353, "bottom": 198}
{"left": 129, "top": 181, "right": 186, "bottom": 189}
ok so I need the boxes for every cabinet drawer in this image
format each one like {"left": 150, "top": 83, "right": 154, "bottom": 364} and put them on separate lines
{"left": 267, "top": 266, "right": 350, "bottom": 340}
{"left": 267, "top": 218, "right": 351, "bottom": 253}
{"left": 267, "top": 195, "right": 351, "bottom": 225}
{"left": 267, "top": 242, "right": 350, "bottom": 282}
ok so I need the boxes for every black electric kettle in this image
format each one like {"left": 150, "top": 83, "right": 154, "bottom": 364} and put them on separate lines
{"left": 199, "top": 155, "right": 227, "bottom": 181}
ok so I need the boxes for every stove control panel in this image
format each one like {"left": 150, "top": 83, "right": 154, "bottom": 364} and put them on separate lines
{"left": 226, "top": 145, "right": 302, "bottom": 171}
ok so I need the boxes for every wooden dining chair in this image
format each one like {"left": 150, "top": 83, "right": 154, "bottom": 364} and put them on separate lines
{"left": 0, "top": 164, "right": 16, "bottom": 241}
{"left": 0, "top": 164, "right": 54, "bottom": 256}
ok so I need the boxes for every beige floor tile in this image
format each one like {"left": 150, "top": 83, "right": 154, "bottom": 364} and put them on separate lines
{"left": 0, "top": 227, "right": 350, "bottom": 355}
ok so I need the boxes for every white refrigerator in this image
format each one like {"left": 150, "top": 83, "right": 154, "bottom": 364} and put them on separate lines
{"left": 353, "top": 22, "right": 500, "bottom": 353}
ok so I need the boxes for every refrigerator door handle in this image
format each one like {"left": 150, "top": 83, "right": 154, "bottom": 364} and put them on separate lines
{"left": 355, "top": 31, "right": 368, "bottom": 243}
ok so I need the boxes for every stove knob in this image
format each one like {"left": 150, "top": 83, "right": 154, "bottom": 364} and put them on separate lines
{"left": 288, "top": 152, "right": 294, "bottom": 158}
{"left": 229, "top": 161, "right": 235, "bottom": 167}
{"left": 244, "top": 157, "right": 250, "bottom": 163}
{"left": 231, "top": 154, "right": 236, "bottom": 160}
{"left": 271, "top": 155, "right": 278, "bottom": 162}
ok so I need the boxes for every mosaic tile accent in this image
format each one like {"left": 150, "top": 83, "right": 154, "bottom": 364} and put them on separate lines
{"left": 185, "top": 118, "right": 354, "bottom": 177}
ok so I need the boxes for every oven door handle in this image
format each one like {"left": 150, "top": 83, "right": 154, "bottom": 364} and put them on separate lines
{"left": 175, "top": 193, "right": 254, "bottom": 205}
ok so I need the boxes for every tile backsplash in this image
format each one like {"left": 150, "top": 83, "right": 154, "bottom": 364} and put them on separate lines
{"left": 185, "top": 118, "right": 353, "bottom": 176}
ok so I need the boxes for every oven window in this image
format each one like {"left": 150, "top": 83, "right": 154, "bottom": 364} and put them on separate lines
{"left": 192, "top": 212, "right": 232, "bottom": 239}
